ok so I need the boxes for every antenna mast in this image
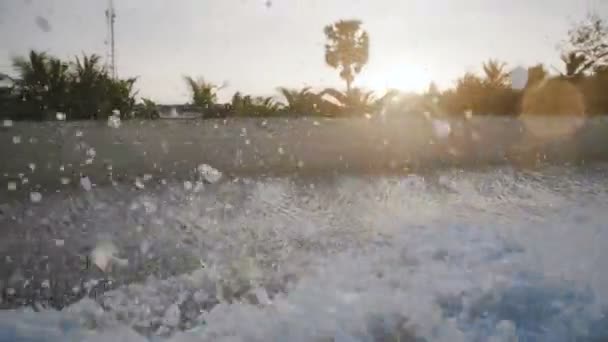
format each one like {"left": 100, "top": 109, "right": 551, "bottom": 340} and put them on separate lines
{"left": 105, "top": 0, "right": 117, "bottom": 79}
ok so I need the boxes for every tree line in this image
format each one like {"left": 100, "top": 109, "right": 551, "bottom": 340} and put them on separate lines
{"left": 2, "top": 14, "right": 608, "bottom": 121}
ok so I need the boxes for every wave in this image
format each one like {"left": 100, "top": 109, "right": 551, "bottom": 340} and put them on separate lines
{"left": 0, "top": 165, "right": 607, "bottom": 341}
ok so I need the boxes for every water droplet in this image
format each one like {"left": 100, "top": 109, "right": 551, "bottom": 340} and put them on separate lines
{"left": 278, "top": 147, "right": 285, "bottom": 155}
{"left": 197, "top": 164, "right": 222, "bottom": 183}
{"left": 7, "top": 181, "right": 17, "bottom": 191}
{"left": 12, "top": 136, "right": 21, "bottom": 144}
{"left": 29, "top": 137, "right": 37, "bottom": 144}
{"left": 86, "top": 147, "right": 96, "bottom": 158}
{"left": 3, "top": 119, "right": 13, "bottom": 127}
{"left": 60, "top": 177, "right": 71, "bottom": 185}
{"left": 108, "top": 113, "right": 121, "bottom": 128}
{"left": 55, "top": 239, "right": 64, "bottom": 247}
{"left": 184, "top": 181, "right": 193, "bottom": 190}
{"left": 432, "top": 119, "right": 451, "bottom": 139}
{"left": 245, "top": 139, "right": 251, "bottom": 145}
{"left": 21, "top": 177, "right": 28, "bottom": 185}
{"left": 75, "top": 131, "right": 83, "bottom": 137}
{"left": 143, "top": 174, "right": 153, "bottom": 181}
{"left": 28, "top": 163, "right": 36, "bottom": 172}
{"left": 134, "top": 177, "right": 145, "bottom": 189}
{"left": 6, "top": 288, "right": 15, "bottom": 296}
{"left": 297, "top": 160, "right": 304, "bottom": 168}
{"left": 465, "top": 110, "right": 473, "bottom": 119}
{"left": 80, "top": 176, "right": 92, "bottom": 191}
{"left": 29, "top": 192, "right": 42, "bottom": 203}
{"left": 35, "top": 16, "right": 51, "bottom": 33}
{"left": 56, "top": 112, "right": 66, "bottom": 121}
{"left": 365, "top": 113, "right": 372, "bottom": 119}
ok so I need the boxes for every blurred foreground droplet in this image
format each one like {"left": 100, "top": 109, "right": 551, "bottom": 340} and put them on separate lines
{"left": 29, "top": 192, "right": 42, "bottom": 203}
{"left": 521, "top": 78, "right": 585, "bottom": 140}
{"left": 432, "top": 119, "right": 451, "bottom": 139}
{"left": 197, "top": 164, "right": 222, "bottom": 183}
{"left": 80, "top": 176, "right": 92, "bottom": 191}
{"left": 108, "top": 110, "right": 121, "bottom": 128}
{"left": 3, "top": 119, "right": 13, "bottom": 127}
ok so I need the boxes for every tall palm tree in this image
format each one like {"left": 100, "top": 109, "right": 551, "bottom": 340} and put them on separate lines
{"left": 324, "top": 19, "right": 369, "bottom": 94}
{"left": 70, "top": 54, "right": 107, "bottom": 119}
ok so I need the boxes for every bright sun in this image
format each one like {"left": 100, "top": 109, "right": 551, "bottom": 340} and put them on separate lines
{"left": 358, "top": 64, "right": 433, "bottom": 94}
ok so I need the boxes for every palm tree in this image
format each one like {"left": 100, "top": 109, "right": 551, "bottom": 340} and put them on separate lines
{"left": 231, "top": 92, "right": 282, "bottom": 116}
{"left": 324, "top": 19, "right": 369, "bottom": 94}
{"left": 12, "top": 50, "right": 70, "bottom": 119}
{"left": 184, "top": 76, "right": 222, "bottom": 108}
{"left": 277, "top": 87, "right": 321, "bottom": 115}
{"left": 69, "top": 54, "right": 108, "bottom": 119}
{"left": 482, "top": 59, "right": 509, "bottom": 88}
{"left": 320, "top": 87, "right": 396, "bottom": 117}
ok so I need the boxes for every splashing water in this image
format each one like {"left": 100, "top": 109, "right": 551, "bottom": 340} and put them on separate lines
{"left": 0, "top": 165, "right": 607, "bottom": 341}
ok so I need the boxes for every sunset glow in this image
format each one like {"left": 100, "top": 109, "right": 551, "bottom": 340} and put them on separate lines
{"left": 358, "top": 64, "right": 433, "bottom": 93}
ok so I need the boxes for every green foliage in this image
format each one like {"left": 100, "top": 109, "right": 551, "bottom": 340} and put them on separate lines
{"left": 324, "top": 19, "right": 369, "bottom": 93}
{"left": 6, "top": 50, "right": 138, "bottom": 120}
{"left": 231, "top": 92, "right": 283, "bottom": 116}
{"left": 132, "top": 98, "right": 160, "bottom": 119}
{"left": 277, "top": 87, "right": 323, "bottom": 116}
{"left": 183, "top": 76, "right": 222, "bottom": 109}
{"left": 319, "top": 87, "right": 397, "bottom": 117}
{"left": 437, "top": 60, "right": 519, "bottom": 116}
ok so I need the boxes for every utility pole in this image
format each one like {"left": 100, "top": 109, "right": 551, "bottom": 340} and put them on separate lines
{"left": 105, "top": 0, "right": 117, "bottom": 79}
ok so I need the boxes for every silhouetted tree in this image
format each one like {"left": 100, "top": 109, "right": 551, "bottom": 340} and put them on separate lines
{"left": 320, "top": 87, "right": 396, "bottom": 117}
{"left": 482, "top": 59, "right": 509, "bottom": 88}
{"left": 11, "top": 50, "right": 138, "bottom": 120}
{"left": 12, "top": 51, "right": 70, "bottom": 119}
{"left": 231, "top": 91, "right": 282, "bottom": 116}
{"left": 563, "top": 13, "right": 608, "bottom": 76}
{"left": 277, "top": 87, "right": 321, "bottom": 115}
{"left": 324, "top": 20, "right": 369, "bottom": 94}
{"left": 184, "top": 76, "right": 222, "bottom": 108}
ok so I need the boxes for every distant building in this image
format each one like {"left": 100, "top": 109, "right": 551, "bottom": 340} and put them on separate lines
{"left": 157, "top": 103, "right": 233, "bottom": 119}
{"left": 157, "top": 105, "right": 204, "bottom": 119}
{"left": 0, "top": 73, "right": 15, "bottom": 93}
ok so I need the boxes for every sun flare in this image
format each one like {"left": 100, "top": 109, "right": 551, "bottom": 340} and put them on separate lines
{"left": 358, "top": 64, "right": 433, "bottom": 94}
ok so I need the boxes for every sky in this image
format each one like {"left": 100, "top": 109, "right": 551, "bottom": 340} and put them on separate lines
{"left": 0, "top": 0, "right": 606, "bottom": 103}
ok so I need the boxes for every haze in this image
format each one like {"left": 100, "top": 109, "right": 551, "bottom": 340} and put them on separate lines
{"left": 0, "top": 0, "right": 604, "bottom": 103}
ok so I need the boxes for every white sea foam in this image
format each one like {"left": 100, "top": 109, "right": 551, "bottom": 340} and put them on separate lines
{"left": 0, "top": 165, "right": 607, "bottom": 341}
